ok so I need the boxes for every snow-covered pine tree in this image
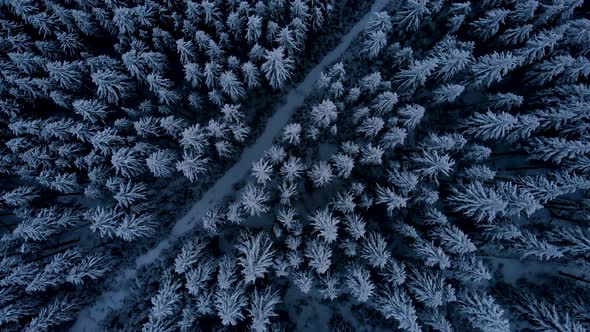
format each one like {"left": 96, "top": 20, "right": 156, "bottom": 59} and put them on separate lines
{"left": 308, "top": 207, "right": 340, "bottom": 243}
{"left": 262, "top": 47, "right": 294, "bottom": 90}
{"left": 374, "top": 285, "right": 421, "bottom": 332}
{"left": 393, "top": 0, "right": 430, "bottom": 32}
{"left": 248, "top": 287, "right": 281, "bottom": 332}
{"left": 345, "top": 264, "right": 375, "bottom": 303}
{"left": 456, "top": 291, "right": 510, "bottom": 332}
{"left": 236, "top": 232, "right": 275, "bottom": 284}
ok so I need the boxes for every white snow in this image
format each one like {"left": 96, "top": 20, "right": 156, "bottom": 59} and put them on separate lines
{"left": 70, "top": 1, "right": 391, "bottom": 330}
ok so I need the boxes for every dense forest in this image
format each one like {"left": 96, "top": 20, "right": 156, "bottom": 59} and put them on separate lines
{"left": 1, "top": 0, "right": 589, "bottom": 331}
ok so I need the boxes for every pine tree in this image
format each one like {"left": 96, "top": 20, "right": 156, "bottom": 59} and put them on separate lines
{"left": 331, "top": 191, "right": 356, "bottom": 214}
{"left": 360, "top": 71, "right": 383, "bottom": 93}
{"left": 361, "top": 232, "right": 391, "bottom": 269}
{"left": 219, "top": 70, "right": 246, "bottom": 101}
{"left": 374, "top": 286, "right": 421, "bottom": 332}
{"left": 114, "top": 181, "right": 148, "bottom": 208}
{"left": 1, "top": 186, "right": 38, "bottom": 207}
{"left": 146, "top": 150, "right": 176, "bottom": 178}
{"left": 281, "top": 123, "right": 302, "bottom": 145}
{"left": 360, "top": 144, "right": 384, "bottom": 165}
{"left": 394, "top": 60, "right": 438, "bottom": 93}
{"left": 528, "top": 137, "right": 590, "bottom": 164}
{"left": 309, "top": 207, "right": 340, "bottom": 243}
{"left": 134, "top": 117, "right": 161, "bottom": 138}
{"left": 516, "top": 230, "right": 564, "bottom": 261}
{"left": 433, "top": 49, "right": 474, "bottom": 82}
{"left": 111, "top": 148, "right": 144, "bottom": 178}
{"left": 472, "top": 52, "right": 520, "bottom": 87}
{"left": 251, "top": 158, "right": 273, "bottom": 185}
{"left": 214, "top": 285, "right": 247, "bottom": 326}
{"left": 45, "top": 61, "right": 84, "bottom": 91}
{"left": 236, "top": 232, "right": 275, "bottom": 284}
{"left": 174, "top": 238, "right": 208, "bottom": 275}
{"left": 0, "top": 302, "right": 35, "bottom": 326}
{"left": 240, "top": 184, "right": 270, "bottom": 216}
{"left": 330, "top": 153, "right": 355, "bottom": 179}
{"left": 319, "top": 273, "right": 340, "bottom": 301}
{"left": 308, "top": 161, "right": 335, "bottom": 188}
{"left": 66, "top": 253, "right": 109, "bottom": 285}
{"left": 517, "top": 30, "right": 563, "bottom": 65}
{"left": 116, "top": 213, "right": 155, "bottom": 241}
{"left": 393, "top": 0, "right": 430, "bottom": 32}
{"left": 490, "top": 92, "right": 524, "bottom": 111}
{"left": 279, "top": 181, "right": 298, "bottom": 206}
{"left": 276, "top": 206, "right": 298, "bottom": 230}
{"left": 372, "top": 91, "right": 399, "bottom": 115}
{"left": 25, "top": 296, "right": 80, "bottom": 331}
{"left": 421, "top": 309, "right": 453, "bottom": 332}
{"left": 512, "top": 0, "right": 539, "bottom": 22}
{"left": 248, "top": 287, "right": 281, "bottom": 332}
{"left": 408, "top": 268, "right": 455, "bottom": 308}
{"left": 91, "top": 69, "right": 133, "bottom": 104}
{"left": 159, "top": 116, "right": 186, "bottom": 137}
{"left": 449, "top": 182, "right": 507, "bottom": 222}
{"left": 310, "top": 99, "right": 338, "bottom": 128}
{"left": 457, "top": 291, "right": 510, "bottom": 332}
{"left": 345, "top": 264, "right": 375, "bottom": 303}
{"left": 176, "top": 153, "right": 209, "bottom": 183}
{"left": 433, "top": 84, "right": 464, "bottom": 103}
{"left": 293, "top": 271, "right": 314, "bottom": 294}
{"left": 90, "top": 128, "right": 125, "bottom": 155}
{"left": 380, "top": 127, "right": 408, "bottom": 149}
{"left": 28, "top": 249, "right": 81, "bottom": 292}
{"left": 280, "top": 156, "right": 305, "bottom": 182}
{"left": 367, "top": 11, "right": 393, "bottom": 33}
{"left": 462, "top": 165, "right": 497, "bottom": 181}
{"left": 398, "top": 104, "right": 426, "bottom": 128}
{"left": 376, "top": 185, "right": 407, "bottom": 215}
{"left": 186, "top": 259, "right": 216, "bottom": 295}
{"left": 548, "top": 225, "right": 590, "bottom": 258}
{"left": 304, "top": 238, "right": 332, "bottom": 274}
{"left": 497, "top": 182, "right": 543, "bottom": 217}
{"left": 431, "top": 225, "right": 476, "bottom": 255}
{"left": 470, "top": 9, "right": 510, "bottom": 40}
{"left": 241, "top": 62, "right": 261, "bottom": 89}
{"left": 381, "top": 259, "right": 407, "bottom": 286}
{"left": 463, "top": 109, "right": 520, "bottom": 140}
{"left": 412, "top": 151, "right": 455, "bottom": 182}
{"left": 454, "top": 256, "right": 492, "bottom": 283}
{"left": 413, "top": 240, "right": 451, "bottom": 270}
{"left": 262, "top": 47, "right": 294, "bottom": 90}
{"left": 363, "top": 30, "right": 387, "bottom": 59}
{"left": 563, "top": 18, "right": 590, "bottom": 55}
{"left": 500, "top": 24, "right": 534, "bottom": 45}
{"left": 88, "top": 207, "right": 120, "bottom": 239}
{"left": 145, "top": 272, "right": 181, "bottom": 329}
{"left": 343, "top": 214, "right": 366, "bottom": 240}
{"left": 512, "top": 292, "right": 586, "bottom": 332}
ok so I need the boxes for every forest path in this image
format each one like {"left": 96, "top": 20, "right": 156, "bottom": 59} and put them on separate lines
{"left": 71, "top": 1, "right": 390, "bottom": 330}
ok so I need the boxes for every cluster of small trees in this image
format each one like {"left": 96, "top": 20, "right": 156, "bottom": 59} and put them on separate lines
{"left": 0, "top": 0, "right": 339, "bottom": 330}
{"left": 135, "top": 1, "right": 590, "bottom": 331}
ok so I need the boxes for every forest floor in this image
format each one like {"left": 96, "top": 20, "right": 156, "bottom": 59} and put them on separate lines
{"left": 70, "top": 0, "right": 391, "bottom": 330}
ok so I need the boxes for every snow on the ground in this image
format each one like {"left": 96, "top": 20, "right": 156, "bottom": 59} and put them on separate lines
{"left": 70, "top": 1, "right": 391, "bottom": 330}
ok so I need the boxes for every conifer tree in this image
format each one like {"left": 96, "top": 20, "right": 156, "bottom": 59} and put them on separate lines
{"left": 262, "top": 47, "right": 294, "bottom": 90}
{"left": 457, "top": 291, "right": 510, "bottom": 332}
{"left": 236, "top": 232, "right": 275, "bottom": 284}
{"left": 393, "top": 0, "right": 430, "bottom": 32}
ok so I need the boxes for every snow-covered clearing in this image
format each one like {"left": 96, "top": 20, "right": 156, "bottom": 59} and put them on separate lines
{"left": 71, "top": 1, "right": 390, "bottom": 330}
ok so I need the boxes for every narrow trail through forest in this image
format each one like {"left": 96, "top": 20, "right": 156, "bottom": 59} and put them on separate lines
{"left": 71, "top": 1, "right": 390, "bottom": 330}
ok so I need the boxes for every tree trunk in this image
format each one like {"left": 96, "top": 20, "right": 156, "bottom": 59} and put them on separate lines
{"left": 558, "top": 271, "right": 590, "bottom": 284}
